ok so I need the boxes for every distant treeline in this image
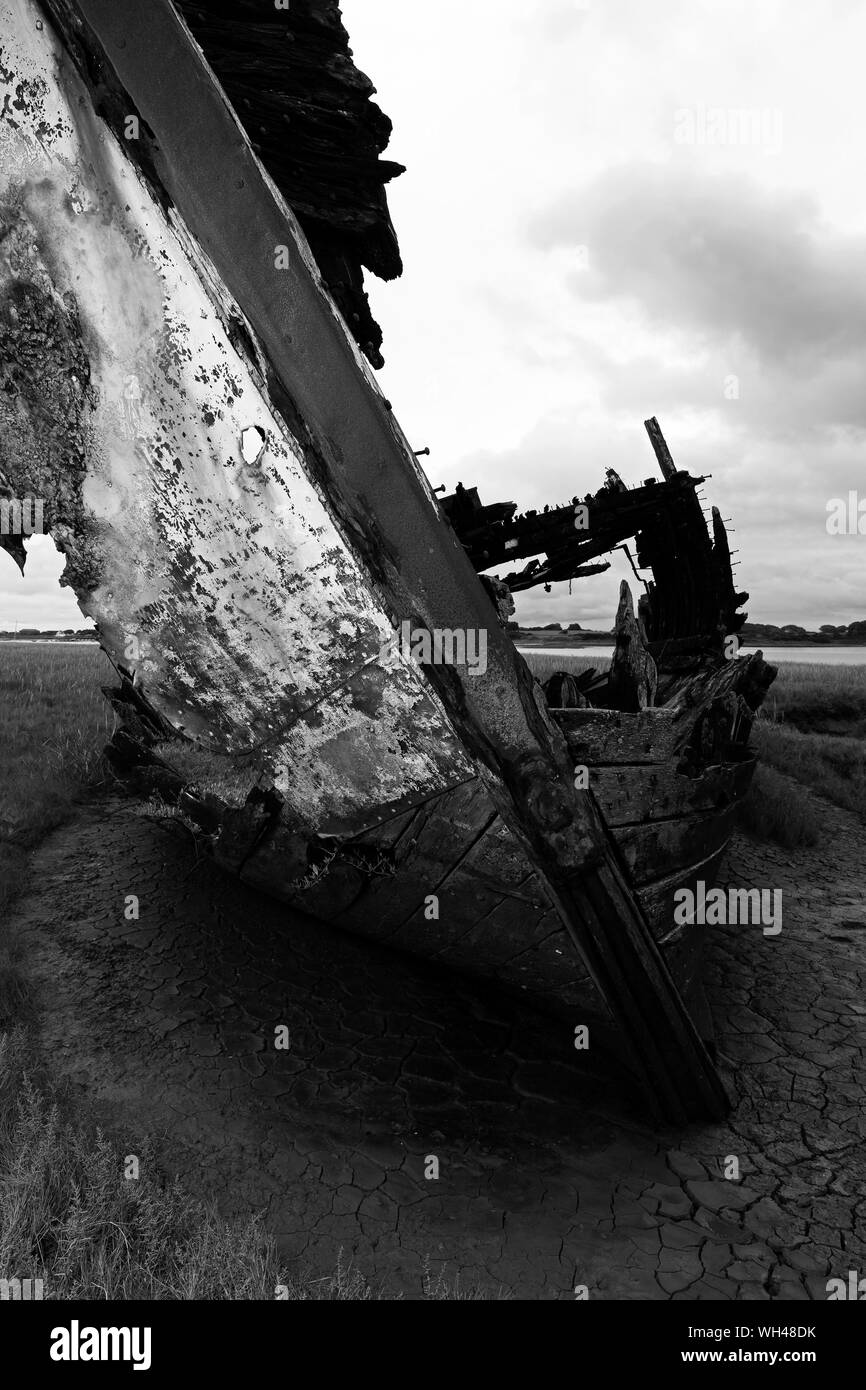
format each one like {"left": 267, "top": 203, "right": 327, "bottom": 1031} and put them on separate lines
{"left": 0, "top": 629, "right": 96, "bottom": 639}
{"left": 506, "top": 622, "right": 606, "bottom": 634}
{"left": 506, "top": 620, "right": 866, "bottom": 644}
{"left": 740, "top": 621, "right": 866, "bottom": 644}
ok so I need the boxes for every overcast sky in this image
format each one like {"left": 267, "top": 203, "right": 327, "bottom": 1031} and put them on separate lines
{"left": 5, "top": 0, "right": 865, "bottom": 630}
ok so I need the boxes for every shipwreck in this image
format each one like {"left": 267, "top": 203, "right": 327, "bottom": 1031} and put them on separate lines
{"left": 0, "top": 0, "right": 776, "bottom": 1123}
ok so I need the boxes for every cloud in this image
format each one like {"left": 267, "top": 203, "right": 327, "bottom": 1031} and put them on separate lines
{"left": 529, "top": 163, "right": 866, "bottom": 372}
{"left": 533, "top": 1, "right": 593, "bottom": 43}
{"left": 457, "top": 410, "right": 866, "bottom": 631}
{"left": 592, "top": 344, "right": 866, "bottom": 440}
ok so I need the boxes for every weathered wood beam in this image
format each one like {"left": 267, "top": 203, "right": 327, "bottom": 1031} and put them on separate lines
{"left": 37, "top": 0, "right": 729, "bottom": 1122}
{"left": 644, "top": 416, "right": 678, "bottom": 480}
{"left": 608, "top": 580, "right": 658, "bottom": 712}
{"left": 175, "top": 0, "right": 404, "bottom": 368}
{"left": 592, "top": 756, "right": 756, "bottom": 827}
{"left": 557, "top": 707, "right": 684, "bottom": 765}
{"left": 612, "top": 805, "right": 738, "bottom": 887}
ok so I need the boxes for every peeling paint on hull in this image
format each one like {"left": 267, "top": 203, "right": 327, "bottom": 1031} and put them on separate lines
{"left": 0, "top": 0, "right": 472, "bottom": 831}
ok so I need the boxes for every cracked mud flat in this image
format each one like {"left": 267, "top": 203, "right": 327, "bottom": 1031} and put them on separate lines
{"left": 8, "top": 780, "right": 865, "bottom": 1299}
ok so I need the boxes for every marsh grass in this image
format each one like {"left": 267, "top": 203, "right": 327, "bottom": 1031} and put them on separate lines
{"left": 0, "top": 1027, "right": 288, "bottom": 1299}
{"left": 754, "top": 660, "right": 866, "bottom": 735}
{"left": 750, "top": 722, "right": 866, "bottom": 825}
{"left": 0, "top": 645, "right": 505, "bottom": 1300}
{"left": 0, "top": 644, "right": 115, "bottom": 917}
{"left": 0, "top": 648, "right": 307, "bottom": 1300}
{"left": 747, "top": 663, "right": 866, "bottom": 827}
{"left": 734, "top": 761, "right": 822, "bottom": 848}
{"left": 522, "top": 652, "right": 608, "bottom": 682}
{"left": 0, "top": 645, "right": 117, "bottom": 1036}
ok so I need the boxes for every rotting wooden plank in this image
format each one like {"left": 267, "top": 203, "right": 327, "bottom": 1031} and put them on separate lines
{"left": 413, "top": 884, "right": 598, "bottom": 1006}
{"left": 336, "top": 780, "right": 497, "bottom": 939}
{"left": 669, "top": 652, "right": 777, "bottom": 722}
{"left": 174, "top": 0, "right": 404, "bottom": 370}
{"left": 612, "top": 805, "right": 737, "bottom": 886}
{"left": 557, "top": 652, "right": 773, "bottom": 768}
{"left": 432, "top": 895, "right": 565, "bottom": 971}
{"left": 637, "top": 848, "right": 728, "bottom": 939}
{"left": 608, "top": 580, "right": 658, "bottom": 712}
{"left": 645, "top": 416, "right": 678, "bottom": 481}
{"left": 299, "top": 802, "right": 613, "bottom": 1029}
{"left": 381, "top": 814, "right": 550, "bottom": 961}
{"left": 684, "top": 977, "right": 715, "bottom": 1048}
{"left": 593, "top": 758, "right": 755, "bottom": 826}
{"left": 492, "top": 927, "right": 603, "bottom": 1020}
{"left": 442, "top": 812, "right": 550, "bottom": 908}
{"left": 350, "top": 805, "right": 422, "bottom": 854}
{"left": 275, "top": 672, "right": 474, "bottom": 835}
{"left": 654, "top": 927, "right": 705, "bottom": 1021}
{"left": 35, "top": 0, "right": 730, "bottom": 1123}
{"left": 377, "top": 864, "right": 509, "bottom": 960}
{"left": 285, "top": 861, "right": 368, "bottom": 921}
{"left": 384, "top": 885, "right": 511, "bottom": 968}
{"left": 556, "top": 708, "right": 684, "bottom": 765}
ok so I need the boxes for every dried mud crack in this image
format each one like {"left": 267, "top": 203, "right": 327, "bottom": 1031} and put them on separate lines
{"left": 7, "top": 778, "right": 865, "bottom": 1299}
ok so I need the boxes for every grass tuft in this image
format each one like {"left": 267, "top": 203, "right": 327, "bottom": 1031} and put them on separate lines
{"left": 750, "top": 722, "right": 866, "bottom": 825}
{"left": 0, "top": 644, "right": 116, "bottom": 916}
{"left": 522, "top": 652, "right": 607, "bottom": 682}
{"left": 0, "top": 1028, "right": 285, "bottom": 1299}
{"left": 734, "top": 762, "right": 822, "bottom": 848}
{"left": 754, "top": 661, "right": 866, "bottom": 735}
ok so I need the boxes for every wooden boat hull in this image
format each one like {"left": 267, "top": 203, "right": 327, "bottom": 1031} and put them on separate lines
{"left": 209, "top": 659, "right": 769, "bottom": 1044}
{"left": 0, "top": 0, "right": 777, "bottom": 1121}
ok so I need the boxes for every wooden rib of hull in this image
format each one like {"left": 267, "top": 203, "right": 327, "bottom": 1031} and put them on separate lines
{"left": 591, "top": 758, "right": 756, "bottom": 826}
{"left": 612, "top": 806, "right": 738, "bottom": 886}
{"left": 637, "top": 848, "right": 728, "bottom": 936}
{"left": 557, "top": 708, "right": 683, "bottom": 765}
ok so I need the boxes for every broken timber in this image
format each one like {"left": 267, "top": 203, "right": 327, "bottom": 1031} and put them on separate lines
{"left": 174, "top": 1, "right": 404, "bottom": 370}
{"left": 0, "top": 0, "right": 778, "bottom": 1123}
{"left": 608, "top": 580, "right": 658, "bottom": 712}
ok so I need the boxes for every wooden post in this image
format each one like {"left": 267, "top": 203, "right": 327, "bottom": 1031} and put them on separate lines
{"left": 644, "top": 416, "right": 678, "bottom": 480}
{"left": 609, "top": 580, "right": 659, "bottom": 712}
